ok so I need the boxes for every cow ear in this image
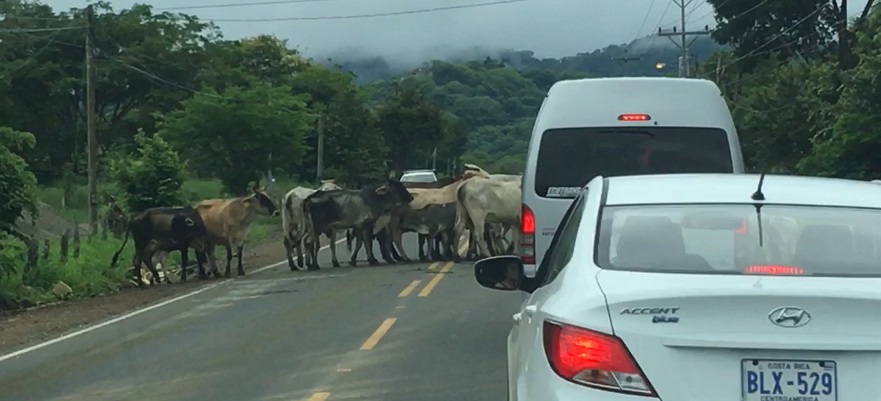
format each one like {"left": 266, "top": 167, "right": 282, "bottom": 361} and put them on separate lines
{"left": 184, "top": 217, "right": 195, "bottom": 226}
{"left": 375, "top": 185, "right": 389, "bottom": 195}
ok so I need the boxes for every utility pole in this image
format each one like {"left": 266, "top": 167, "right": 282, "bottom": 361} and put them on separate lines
{"left": 315, "top": 112, "right": 325, "bottom": 184}
{"left": 85, "top": 4, "right": 98, "bottom": 234}
{"left": 657, "top": 0, "right": 710, "bottom": 77}
{"left": 611, "top": 54, "right": 642, "bottom": 76}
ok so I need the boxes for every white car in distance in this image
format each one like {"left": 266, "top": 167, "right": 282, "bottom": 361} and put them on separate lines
{"left": 399, "top": 169, "right": 438, "bottom": 184}
{"left": 475, "top": 172, "right": 881, "bottom": 401}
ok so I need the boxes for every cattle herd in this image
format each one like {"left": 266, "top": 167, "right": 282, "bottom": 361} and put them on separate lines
{"left": 109, "top": 164, "right": 523, "bottom": 287}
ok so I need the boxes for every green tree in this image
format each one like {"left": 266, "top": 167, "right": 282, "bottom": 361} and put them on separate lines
{"left": 0, "top": 127, "right": 38, "bottom": 239}
{"left": 157, "top": 83, "right": 311, "bottom": 194}
{"left": 377, "top": 85, "right": 445, "bottom": 174}
{"left": 110, "top": 131, "right": 186, "bottom": 211}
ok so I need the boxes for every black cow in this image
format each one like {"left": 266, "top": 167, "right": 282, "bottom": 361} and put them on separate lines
{"left": 301, "top": 179, "right": 413, "bottom": 269}
{"left": 110, "top": 206, "right": 209, "bottom": 287}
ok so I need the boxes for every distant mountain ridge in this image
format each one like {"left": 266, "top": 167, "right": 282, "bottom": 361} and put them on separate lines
{"left": 319, "top": 35, "right": 728, "bottom": 83}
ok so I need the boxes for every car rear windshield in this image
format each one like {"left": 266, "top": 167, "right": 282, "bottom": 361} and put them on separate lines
{"left": 534, "top": 127, "right": 734, "bottom": 198}
{"left": 401, "top": 173, "right": 436, "bottom": 183}
{"left": 595, "top": 204, "right": 881, "bottom": 277}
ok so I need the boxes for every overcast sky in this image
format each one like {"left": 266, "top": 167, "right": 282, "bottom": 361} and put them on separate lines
{"left": 41, "top": 0, "right": 870, "bottom": 64}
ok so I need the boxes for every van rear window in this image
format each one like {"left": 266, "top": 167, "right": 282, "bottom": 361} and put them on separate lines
{"left": 534, "top": 127, "right": 734, "bottom": 198}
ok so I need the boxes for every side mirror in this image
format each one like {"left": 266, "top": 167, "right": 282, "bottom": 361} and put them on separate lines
{"left": 474, "top": 255, "right": 525, "bottom": 292}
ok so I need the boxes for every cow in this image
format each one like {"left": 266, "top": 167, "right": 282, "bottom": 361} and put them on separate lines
{"left": 399, "top": 202, "right": 457, "bottom": 261}
{"left": 453, "top": 175, "right": 522, "bottom": 261}
{"left": 109, "top": 206, "right": 209, "bottom": 287}
{"left": 282, "top": 180, "right": 341, "bottom": 271}
{"left": 301, "top": 179, "right": 413, "bottom": 269}
{"left": 196, "top": 183, "right": 278, "bottom": 278}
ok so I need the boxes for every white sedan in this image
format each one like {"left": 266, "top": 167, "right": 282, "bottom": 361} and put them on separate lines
{"left": 475, "top": 173, "right": 881, "bottom": 401}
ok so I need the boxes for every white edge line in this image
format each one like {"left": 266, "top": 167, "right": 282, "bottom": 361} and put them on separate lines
{"left": 0, "top": 238, "right": 347, "bottom": 363}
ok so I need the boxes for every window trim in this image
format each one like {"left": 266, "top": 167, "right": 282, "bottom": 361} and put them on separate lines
{"left": 533, "top": 190, "right": 588, "bottom": 288}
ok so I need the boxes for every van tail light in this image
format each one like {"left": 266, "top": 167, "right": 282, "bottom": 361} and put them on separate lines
{"left": 744, "top": 265, "right": 805, "bottom": 275}
{"left": 543, "top": 320, "right": 656, "bottom": 397}
{"left": 520, "top": 204, "right": 535, "bottom": 265}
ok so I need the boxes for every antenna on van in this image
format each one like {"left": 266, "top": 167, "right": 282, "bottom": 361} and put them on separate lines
{"left": 750, "top": 172, "right": 766, "bottom": 247}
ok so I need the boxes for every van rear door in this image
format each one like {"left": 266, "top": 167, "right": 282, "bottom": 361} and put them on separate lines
{"left": 528, "top": 126, "right": 736, "bottom": 270}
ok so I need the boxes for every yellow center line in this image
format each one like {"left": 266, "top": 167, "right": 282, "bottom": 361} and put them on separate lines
{"left": 418, "top": 261, "right": 454, "bottom": 297}
{"left": 360, "top": 318, "right": 397, "bottom": 350}
{"left": 307, "top": 392, "right": 331, "bottom": 401}
{"left": 397, "top": 279, "right": 421, "bottom": 297}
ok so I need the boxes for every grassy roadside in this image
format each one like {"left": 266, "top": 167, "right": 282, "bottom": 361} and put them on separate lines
{"left": 1, "top": 176, "right": 305, "bottom": 311}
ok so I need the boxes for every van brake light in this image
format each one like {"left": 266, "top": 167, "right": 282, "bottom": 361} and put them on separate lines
{"left": 743, "top": 265, "right": 805, "bottom": 275}
{"left": 618, "top": 114, "right": 651, "bottom": 121}
{"left": 520, "top": 204, "right": 535, "bottom": 265}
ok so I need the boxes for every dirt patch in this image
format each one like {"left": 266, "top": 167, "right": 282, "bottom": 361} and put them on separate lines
{"left": 0, "top": 234, "right": 292, "bottom": 354}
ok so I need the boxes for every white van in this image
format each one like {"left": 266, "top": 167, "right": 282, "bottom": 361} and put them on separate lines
{"left": 520, "top": 77, "right": 746, "bottom": 277}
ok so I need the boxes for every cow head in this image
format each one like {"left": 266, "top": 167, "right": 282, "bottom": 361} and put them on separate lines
{"left": 247, "top": 184, "right": 279, "bottom": 216}
{"left": 374, "top": 179, "right": 414, "bottom": 206}
{"left": 462, "top": 163, "right": 491, "bottom": 178}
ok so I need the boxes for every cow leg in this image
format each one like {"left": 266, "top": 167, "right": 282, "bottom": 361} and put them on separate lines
{"left": 284, "top": 236, "right": 297, "bottom": 271}
{"left": 349, "top": 229, "right": 364, "bottom": 267}
{"left": 430, "top": 231, "right": 443, "bottom": 261}
{"left": 485, "top": 224, "right": 499, "bottom": 256}
{"left": 471, "top": 214, "right": 493, "bottom": 258}
{"left": 306, "top": 235, "right": 320, "bottom": 270}
{"left": 417, "top": 234, "right": 428, "bottom": 261}
{"left": 236, "top": 243, "right": 245, "bottom": 276}
{"left": 194, "top": 245, "right": 209, "bottom": 280}
{"left": 179, "top": 248, "right": 189, "bottom": 283}
{"left": 203, "top": 243, "right": 223, "bottom": 278}
{"left": 377, "top": 229, "right": 397, "bottom": 265}
{"left": 327, "top": 230, "right": 340, "bottom": 268}
{"left": 361, "top": 221, "right": 381, "bottom": 266}
{"left": 131, "top": 253, "right": 146, "bottom": 289}
{"left": 295, "top": 237, "right": 304, "bottom": 268}
{"left": 223, "top": 244, "right": 234, "bottom": 278}
{"left": 389, "top": 224, "right": 411, "bottom": 263}
{"left": 440, "top": 230, "right": 453, "bottom": 260}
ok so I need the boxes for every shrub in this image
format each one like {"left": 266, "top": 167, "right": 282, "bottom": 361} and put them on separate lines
{"left": 110, "top": 131, "right": 186, "bottom": 212}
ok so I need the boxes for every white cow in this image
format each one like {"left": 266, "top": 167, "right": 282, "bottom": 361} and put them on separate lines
{"left": 282, "top": 179, "right": 341, "bottom": 270}
{"left": 453, "top": 175, "right": 522, "bottom": 260}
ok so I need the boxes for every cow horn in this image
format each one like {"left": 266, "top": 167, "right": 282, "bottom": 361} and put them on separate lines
{"left": 375, "top": 185, "right": 389, "bottom": 194}
{"left": 185, "top": 217, "right": 195, "bottom": 226}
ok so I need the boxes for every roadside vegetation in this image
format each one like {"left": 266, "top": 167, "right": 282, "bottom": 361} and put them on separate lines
{"left": 2, "top": 0, "right": 878, "bottom": 310}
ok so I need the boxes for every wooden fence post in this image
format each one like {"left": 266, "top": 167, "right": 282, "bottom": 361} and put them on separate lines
{"left": 25, "top": 239, "right": 39, "bottom": 274}
{"left": 60, "top": 230, "right": 69, "bottom": 264}
{"left": 73, "top": 225, "right": 81, "bottom": 258}
{"left": 41, "top": 239, "right": 49, "bottom": 260}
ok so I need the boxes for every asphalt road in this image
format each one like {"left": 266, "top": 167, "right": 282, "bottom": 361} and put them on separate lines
{"left": 0, "top": 234, "right": 522, "bottom": 401}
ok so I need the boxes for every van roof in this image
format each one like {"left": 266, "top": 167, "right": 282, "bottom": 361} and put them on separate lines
{"left": 536, "top": 77, "right": 731, "bottom": 130}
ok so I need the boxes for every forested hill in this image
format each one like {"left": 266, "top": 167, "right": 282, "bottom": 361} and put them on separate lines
{"left": 326, "top": 36, "right": 725, "bottom": 83}
{"left": 344, "top": 36, "right": 725, "bottom": 174}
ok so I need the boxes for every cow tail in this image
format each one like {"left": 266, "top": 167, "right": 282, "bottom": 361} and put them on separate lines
{"left": 110, "top": 228, "right": 131, "bottom": 268}
{"left": 301, "top": 198, "right": 316, "bottom": 247}
{"left": 282, "top": 193, "right": 294, "bottom": 240}
{"left": 454, "top": 183, "right": 472, "bottom": 251}
{"left": 345, "top": 229, "right": 353, "bottom": 252}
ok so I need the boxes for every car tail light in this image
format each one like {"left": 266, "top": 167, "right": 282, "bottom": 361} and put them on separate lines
{"left": 543, "top": 320, "right": 656, "bottom": 396}
{"left": 743, "top": 265, "right": 805, "bottom": 275}
{"left": 520, "top": 204, "right": 535, "bottom": 265}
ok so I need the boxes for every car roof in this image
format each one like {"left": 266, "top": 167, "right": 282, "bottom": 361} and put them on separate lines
{"left": 602, "top": 173, "right": 881, "bottom": 209}
{"left": 402, "top": 170, "right": 435, "bottom": 174}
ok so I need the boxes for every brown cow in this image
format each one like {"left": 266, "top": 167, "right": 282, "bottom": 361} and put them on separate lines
{"left": 196, "top": 183, "right": 278, "bottom": 278}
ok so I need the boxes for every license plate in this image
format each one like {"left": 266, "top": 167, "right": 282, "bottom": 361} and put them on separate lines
{"left": 742, "top": 359, "right": 837, "bottom": 401}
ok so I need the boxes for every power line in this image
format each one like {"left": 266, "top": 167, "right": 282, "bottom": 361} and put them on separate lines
{"left": 158, "top": 0, "right": 346, "bottom": 11}
{"left": 0, "top": 26, "right": 85, "bottom": 33}
{"left": 203, "top": 0, "right": 528, "bottom": 22}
